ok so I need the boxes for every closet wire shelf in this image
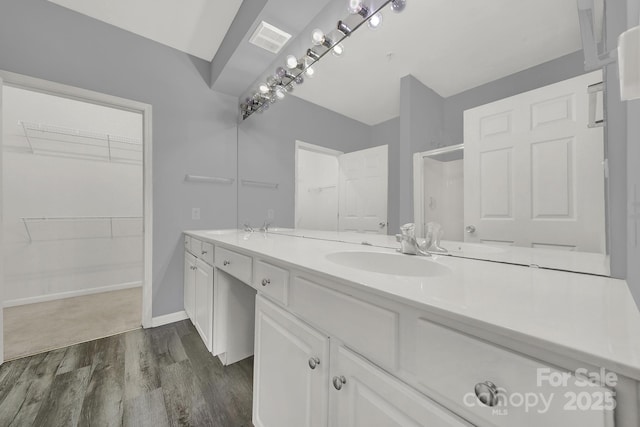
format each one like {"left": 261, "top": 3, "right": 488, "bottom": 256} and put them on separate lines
{"left": 21, "top": 216, "right": 143, "bottom": 243}
{"left": 20, "top": 121, "right": 143, "bottom": 164}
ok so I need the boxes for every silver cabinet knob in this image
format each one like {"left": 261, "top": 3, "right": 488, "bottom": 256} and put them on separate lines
{"left": 201, "top": 250, "right": 207, "bottom": 255}
{"left": 261, "top": 278, "right": 271, "bottom": 287}
{"left": 190, "top": 266, "right": 197, "bottom": 270}
{"left": 379, "top": 222, "right": 387, "bottom": 229}
{"left": 332, "top": 375, "right": 346, "bottom": 391}
{"left": 308, "top": 357, "right": 320, "bottom": 370}
{"left": 223, "top": 260, "right": 230, "bottom": 266}
{"left": 465, "top": 225, "right": 476, "bottom": 234}
{"left": 474, "top": 381, "right": 500, "bottom": 407}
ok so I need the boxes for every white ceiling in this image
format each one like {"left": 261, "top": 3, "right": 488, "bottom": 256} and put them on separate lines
{"left": 291, "top": 0, "right": 598, "bottom": 125}
{"left": 47, "top": 0, "right": 243, "bottom": 61}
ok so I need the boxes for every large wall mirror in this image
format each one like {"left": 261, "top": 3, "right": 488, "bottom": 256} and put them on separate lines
{"left": 237, "top": 0, "right": 610, "bottom": 276}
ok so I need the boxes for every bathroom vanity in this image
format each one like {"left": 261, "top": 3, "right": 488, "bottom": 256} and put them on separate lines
{"left": 183, "top": 229, "right": 640, "bottom": 427}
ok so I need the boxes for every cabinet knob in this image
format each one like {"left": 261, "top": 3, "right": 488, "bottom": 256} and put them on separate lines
{"left": 191, "top": 266, "right": 197, "bottom": 270}
{"left": 223, "top": 260, "right": 230, "bottom": 266}
{"left": 261, "top": 278, "right": 271, "bottom": 287}
{"left": 308, "top": 357, "right": 320, "bottom": 370}
{"left": 202, "top": 250, "right": 207, "bottom": 255}
{"left": 465, "top": 225, "right": 476, "bottom": 234}
{"left": 332, "top": 375, "right": 346, "bottom": 391}
{"left": 474, "top": 381, "right": 500, "bottom": 407}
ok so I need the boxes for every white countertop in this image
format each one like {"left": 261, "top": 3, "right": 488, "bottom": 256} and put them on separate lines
{"left": 186, "top": 229, "right": 640, "bottom": 380}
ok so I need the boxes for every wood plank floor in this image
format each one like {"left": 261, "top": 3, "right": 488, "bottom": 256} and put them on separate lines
{"left": 0, "top": 320, "right": 254, "bottom": 426}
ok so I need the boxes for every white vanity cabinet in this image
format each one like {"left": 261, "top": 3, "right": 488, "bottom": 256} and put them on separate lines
{"left": 183, "top": 251, "right": 196, "bottom": 321}
{"left": 183, "top": 233, "right": 633, "bottom": 427}
{"left": 329, "top": 344, "right": 473, "bottom": 427}
{"left": 253, "top": 296, "right": 329, "bottom": 427}
{"left": 194, "top": 258, "right": 213, "bottom": 351}
{"left": 183, "top": 235, "right": 214, "bottom": 351}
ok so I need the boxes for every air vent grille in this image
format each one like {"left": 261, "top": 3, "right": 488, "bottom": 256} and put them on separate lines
{"left": 249, "top": 21, "right": 292, "bottom": 54}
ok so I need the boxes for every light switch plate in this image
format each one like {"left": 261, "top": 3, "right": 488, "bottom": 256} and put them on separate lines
{"left": 192, "top": 208, "right": 200, "bottom": 220}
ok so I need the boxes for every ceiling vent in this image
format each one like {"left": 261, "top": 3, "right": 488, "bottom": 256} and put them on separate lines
{"left": 249, "top": 21, "right": 292, "bottom": 54}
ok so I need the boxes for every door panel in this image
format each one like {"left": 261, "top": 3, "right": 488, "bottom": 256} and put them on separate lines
{"left": 184, "top": 252, "right": 196, "bottom": 322}
{"left": 330, "top": 344, "right": 471, "bottom": 427}
{"left": 253, "top": 296, "right": 329, "bottom": 427}
{"left": 194, "top": 259, "right": 212, "bottom": 351}
{"left": 339, "top": 145, "right": 388, "bottom": 234}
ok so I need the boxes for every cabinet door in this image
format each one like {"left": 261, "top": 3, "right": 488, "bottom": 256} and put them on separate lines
{"left": 184, "top": 252, "right": 197, "bottom": 322}
{"left": 330, "top": 344, "right": 472, "bottom": 427}
{"left": 194, "top": 259, "right": 213, "bottom": 351}
{"left": 253, "top": 296, "right": 329, "bottom": 427}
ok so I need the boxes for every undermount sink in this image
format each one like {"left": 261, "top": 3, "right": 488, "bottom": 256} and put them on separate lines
{"left": 325, "top": 251, "right": 452, "bottom": 277}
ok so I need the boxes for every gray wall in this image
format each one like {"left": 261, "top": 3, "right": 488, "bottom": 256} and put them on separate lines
{"left": 605, "top": 0, "right": 629, "bottom": 279}
{"left": 625, "top": 0, "right": 640, "bottom": 305}
{"left": 372, "top": 117, "right": 400, "bottom": 232}
{"left": 0, "top": 0, "right": 239, "bottom": 317}
{"left": 444, "top": 51, "right": 587, "bottom": 145}
{"left": 237, "top": 95, "right": 372, "bottom": 229}
{"left": 398, "top": 76, "right": 445, "bottom": 227}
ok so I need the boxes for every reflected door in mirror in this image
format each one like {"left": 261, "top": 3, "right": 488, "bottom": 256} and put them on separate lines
{"left": 464, "top": 71, "right": 605, "bottom": 253}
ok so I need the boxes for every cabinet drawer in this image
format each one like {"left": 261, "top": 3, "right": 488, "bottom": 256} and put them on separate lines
{"left": 215, "top": 246, "right": 252, "bottom": 284}
{"left": 200, "top": 242, "right": 214, "bottom": 265}
{"left": 408, "top": 319, "right": 614, "bottom": 427}
{"left": 253, "top": 259, "right": 289, "bottom": 305}
{"left": 331, "top": 344, "right": 472, "bottom": 427}
{"left": 290, "top": 275, "right": 398, "bottom": 371}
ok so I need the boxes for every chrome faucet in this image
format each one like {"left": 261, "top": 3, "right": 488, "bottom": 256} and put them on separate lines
{"left": 243, "top": 222, "right": 254, "bottom": 233}
{"left": 426, "top": 222, "right": 448, "bottom": 254}
{"left": 396, "top": 223, "right": 432, "bottom": 256}
{"left": 260, "top": 220, "right": 271, "bottom": 233}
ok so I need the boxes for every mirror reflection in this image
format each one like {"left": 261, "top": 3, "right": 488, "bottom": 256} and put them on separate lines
{"left": 237, "top": 0, "right": 609, "bottom": 275}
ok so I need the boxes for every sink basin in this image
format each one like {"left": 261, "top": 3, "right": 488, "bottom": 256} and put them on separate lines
{"left": 325, "top": 251, "right": 451, "bottom": 277}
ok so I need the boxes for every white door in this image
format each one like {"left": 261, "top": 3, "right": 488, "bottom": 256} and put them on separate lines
{"left": 253, "top": 295, "right": 329, "bottom": 427}
{"left": 0, "top": 76, "right": 4, "bottom": 365}
{"left": 194, "top": 258, "right": 213, "bottom": 351}
{"left": 464, "top": 71, "right": 605, "bottom": 252}
{"left": 329, "top": 344, "right": 472, "bottom": 427}
{"left": 184, "top": 252, "right": 196, "bottom": 322}
{"left": 295, "top": 142, "right": 341, "bottom": 231}
{"left": 338, "top": 145, "right": 388, "bottom": 234}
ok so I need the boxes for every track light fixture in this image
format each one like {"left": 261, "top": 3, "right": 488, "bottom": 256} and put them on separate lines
{"left": 240, "top": 0, "right": 406, "bottom": 120}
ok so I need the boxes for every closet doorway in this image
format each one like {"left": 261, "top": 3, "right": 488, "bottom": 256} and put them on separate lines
{"left": 0, "top": 72, "right": 152, "bottom": 362}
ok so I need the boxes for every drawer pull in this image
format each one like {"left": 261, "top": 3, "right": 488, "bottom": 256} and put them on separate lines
{"left": 223, "top": 260, "right": 230, "bottom": 266}
{"left": 308, "top": 357, "right": 320, "bottom": 370}
{"left": 474, "top": 381, "right": 500, "bottom": 407}
{"left": 190, "top": 266, "right": 197, "bottom": 271}
{"left": 332, "top": 375, "right": 346, "bottom": 391}
{"left": 202, "top": 250, "right": 208, "bottom": 255}
{"left": 261, "top": 278, "right": 271, "bottom": 287}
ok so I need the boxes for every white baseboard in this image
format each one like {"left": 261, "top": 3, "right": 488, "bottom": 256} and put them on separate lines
{"left": 3, "top": 281, "right": 142, "bottom": 308}
{"left": 151, "top": 310, "right": 189, "bottom": 327}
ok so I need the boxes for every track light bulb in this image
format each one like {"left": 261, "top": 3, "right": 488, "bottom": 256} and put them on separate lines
{"left": 311, "top": 29, "right": 325, "bottom": 46}
{"left": 305, "top": 65, "right": 315, "bottom": 78}
{"left": 285, "top": 55, "right": 299, "bottom": 70}
{"left": 368, "top": 12, "right": 383, "bottom": 29}
{"left": 390, "top": 0, "right": 406, "bottom": 13}
{"left": 275, "top": 86, "right": 286, "bottom": 100}
{"left": 259, "top": 83, "right": 270, "bottom": 94}
{"left": 348, "top": 0, "right": 363, "bottom": 14}
{"left": 332, "top": 43, "right": 345, "bottom": 57}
